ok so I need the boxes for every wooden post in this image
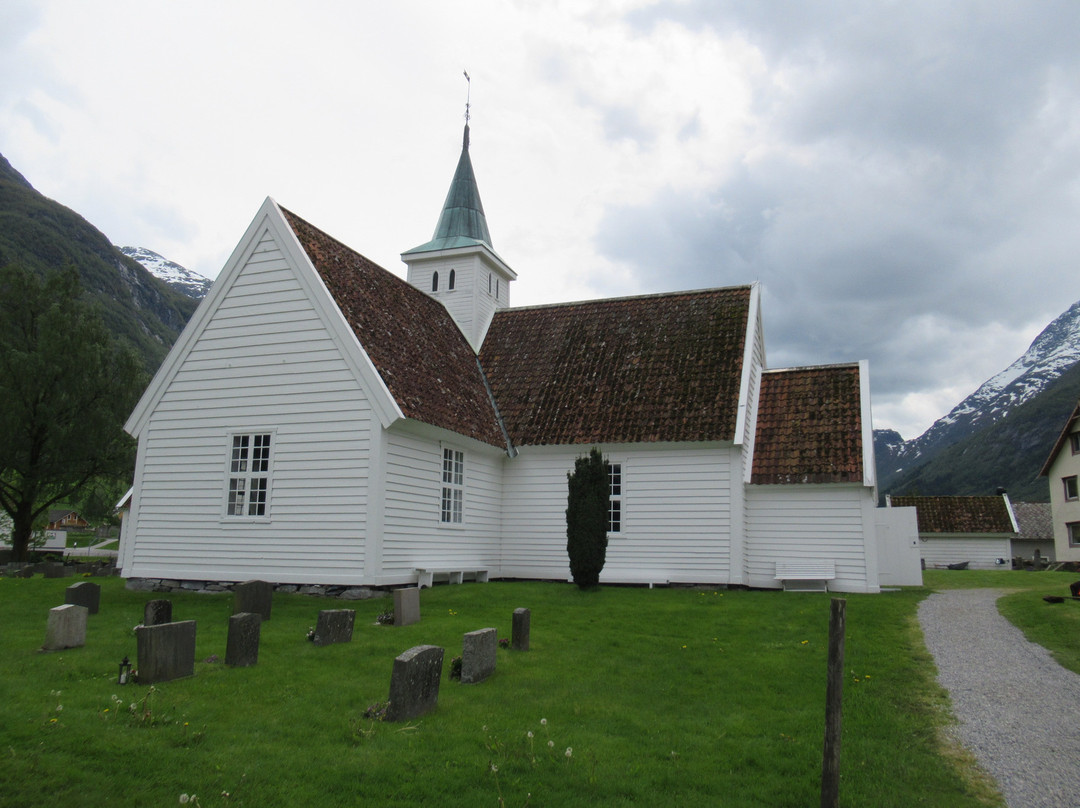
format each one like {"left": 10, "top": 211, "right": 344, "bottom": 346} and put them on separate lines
{"left": 821, "top": 597, "right": 846, "bottom": 808}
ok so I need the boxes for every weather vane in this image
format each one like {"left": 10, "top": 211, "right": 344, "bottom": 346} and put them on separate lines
{"left": 463, "top": 70, "right": 471, "bottom": 125}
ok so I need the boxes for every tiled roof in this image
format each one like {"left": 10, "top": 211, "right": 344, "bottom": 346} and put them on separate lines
{"left": 1010, "top": 501, "right": 1053, "bottom": 540}
{"left": 281, "top": 208, "right": 506, "bottom": 448}
{"left": 479, "top": 287, "right": 752, "bottom": 446}
{"left": 750, "top": 364, "right": 865, "bottom": 485}
{"left": 888, "top": 495, "right": 1017, "bottom": 534}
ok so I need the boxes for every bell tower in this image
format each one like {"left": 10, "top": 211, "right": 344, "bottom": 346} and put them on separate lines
{"left": 402, "top": 98, "right": 516, "bottom": 351}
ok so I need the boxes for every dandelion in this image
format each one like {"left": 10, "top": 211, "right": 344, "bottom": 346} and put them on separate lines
{"left": 548, "top": 740, "right": 554, "bottom": 748}
{"left": 527, "top": 730, "right": 534, "bottom": 738}
{"left": 801, "top": 640, "right": 809, "bottom": 645}
{"left": 490, "top": 763, "right": 498, "bottom": 773}
{"left": 179, "top": 796, "right": 190, "bottom": 805}
{"left": 565, "top": 747, "right": 573, "bottom": 759}
{"left": 540, "top": 718, "right": 547, "bottom": 726}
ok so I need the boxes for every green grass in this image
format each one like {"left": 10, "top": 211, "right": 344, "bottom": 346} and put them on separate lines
{"left": 0, "top": 576, "right": 1006, "bottom": 807}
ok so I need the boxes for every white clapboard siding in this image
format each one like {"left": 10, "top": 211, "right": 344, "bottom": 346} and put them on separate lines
{"left": 501, "top": 444, "right": 736, "bottom": 584}
{"left": 920, "top": 537, "right": 1012, "bottom": 570}
{"left": 744, "top": 484, "right": 877, "bottom": 593}
{"left": 379, "top": 429, "right": 504, "bottom": 584}
{"left": 126, "top": 230, "right": 374, "bottom": 584}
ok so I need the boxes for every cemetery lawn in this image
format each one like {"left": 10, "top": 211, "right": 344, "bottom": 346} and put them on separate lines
{"left": 4, "top": 576, "right": 1057, "bottom": 808}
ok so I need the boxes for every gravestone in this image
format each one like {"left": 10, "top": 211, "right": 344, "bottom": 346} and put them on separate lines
{"left": 461, "top": 627, "right": 497, "bottom": 684}
{"left": 43, "top": 604, "right": 88, "bottom": 651}
{"left": 135, "top": 620, "right": 196, "bottom": 684}
{"left": 65, "top": 581, "right": 101, "bottom": 615}
{"left": 42, "top": 562, "right": 68, "bottom": 579}
{"left": 393, "top": 587, "right": 420, "bottom": 626}
{"left": 512, "top": 607, "right": 531, "bottom": 651}
{"left": 225, "top": 612, "right": 261, "bottom": 667}
{"left": 144, "top": 599, "right": 173, "bottom": 626}
{"left": 233, "top": 580, "right": 273, "bottom": 621}
{"left": 311, "top": 609, "right": 355, "bottom": 647}
{"left": 385, "top": 645, "right": 444, "bottom": 722}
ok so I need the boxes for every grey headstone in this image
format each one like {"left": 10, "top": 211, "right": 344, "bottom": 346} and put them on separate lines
{"left": 386, "top": 644, "right": 444, "bottom": 722}
{"left": 43, "top": 603, "right": 88, "bottom": 651}
{"left": 233, "top": 580, "right": 273, "bottom": 621}
{"left": 512, "top": 607, "right": 531, "bottom": 651}
{"left": 311, "top": 609, "right": 355, "bottom": 647}
{"left": 143, "top": 599, "right": 173, "bottom": 626}
{"left": 42, "top": 562, "right": 67, "bottom": 578}
{"left": 393, "top": 587, "right": 421, "bottom": 626}
{"left": 225, "top": 612, "right": 261, "bottom": 667}
{"left": 16, "top": 565, "right": 35, "bottom": 578}
{"left": 65, "top": 581, "right": 101, "bottom": 615}
{"left": 135, "top": 620, "right": 196, "bottom": 684}
{"left": 461, "top": 627, "right": 497, "bottom": 684}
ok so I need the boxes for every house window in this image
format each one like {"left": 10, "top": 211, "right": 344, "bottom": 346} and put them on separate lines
{"left": 1071, "top": 433, "right": 1080, "bottom": 454}
{"left": 1069, "top": 522, "right": 1080, "bottom": 547}
{"left": 608, "top": 462, "right": 622, "bottom": 533}
{"left": 227, "top": 433, "right": 272, "bottom": 517}
{"left": 1065, "top": 476, "right": 1078, "bottom": 501}
{"left": 441, "top": 447, "right": 464, "bottom": 524}
{"left": 448, "top": 269, "right": 456, "bottom": 290}
{"left": 432, "top": 271, "right": 439, "bottom": 292}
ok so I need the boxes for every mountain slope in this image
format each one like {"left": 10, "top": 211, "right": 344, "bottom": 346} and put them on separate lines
{"left": 877, "top": 300, "right": 1080, "bottom": 493}
{"left": 119, "top": 246, "right": 211, "bottom": 299}
{"left": 0, "top": 152, "right": 198, "bottom": 371}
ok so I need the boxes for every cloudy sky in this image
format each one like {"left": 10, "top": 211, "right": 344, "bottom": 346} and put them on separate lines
{"left": 3, "top": 1, "right": 1079, "bottom": 440}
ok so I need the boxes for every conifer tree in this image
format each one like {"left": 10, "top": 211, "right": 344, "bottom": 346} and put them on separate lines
{"left": 566, "top": 447, "right": 609, "bottom": 589}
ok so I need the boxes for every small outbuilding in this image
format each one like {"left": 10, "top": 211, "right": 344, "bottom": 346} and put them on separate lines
{"left": 886, "top": 494, "right": 1018, "bottom": 569}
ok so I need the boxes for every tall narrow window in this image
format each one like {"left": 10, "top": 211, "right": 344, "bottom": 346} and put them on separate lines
{"left": 488, "top": 274, "right": 492, "bottom": 294}
{"left": 448, "top": 269, "right": 456, "bottom": 290}
{"left": 1071, "top": 433, "right": 1080, "bottom": 454}
{"left": 431, "top": 271, "right": 439, "bottom": 292}
{"left": 495, "top": 278, "right": 500, "bottom": 299}
{"left": 608, "top": 463, "right": 622, "bottom": 533}
{"left": 1069, "top": 522, "right": 1080, "bottom": 547}
{"left": 441, "top": 447, "right": 464, "bottom": 524}
{"left": 227, "top": 433, "right": 272, "bottom": 517}
{"left": 1065, "top": 475, "right": 1078, "bottom": 501}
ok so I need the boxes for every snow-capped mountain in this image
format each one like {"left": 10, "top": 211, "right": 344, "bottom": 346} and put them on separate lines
{"left": 877, "top": 299, "right": 1080, "bottom": 492}
{"left": 119, "top": 246, "right": 212, "bottom": 300}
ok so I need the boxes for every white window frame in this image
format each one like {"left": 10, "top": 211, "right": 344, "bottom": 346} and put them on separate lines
{"left": 440, "top": 445, "right": 465, "bottom": 526}
{"left": 608, "top": 460, "right": 623, "bottom": 534}
{"left": 224, "top": 431, "right": 274, "bottom": 520}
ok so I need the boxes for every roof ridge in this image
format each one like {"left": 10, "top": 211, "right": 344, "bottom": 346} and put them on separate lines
{"left": 498, "top": 284, "right": 754, "bottom": 314}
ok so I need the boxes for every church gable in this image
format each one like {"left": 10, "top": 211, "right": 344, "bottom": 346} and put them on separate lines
{"left": 479, "top": 287, "right": 752, "bottom": 447}
{"left": 281, "top": 208, "right": 506, "bottom": 449}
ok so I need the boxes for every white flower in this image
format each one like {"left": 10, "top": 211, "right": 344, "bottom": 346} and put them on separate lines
{"left": 490, "top": 764, "right": 498, "bottom": 773}
{"left": 179, "top": 796, "right": 190, "bottom": 805}
{"left": 55, "top": 705, "right": 62, "bottom": 712}
{"left": 548, "top": 740, "right": 554, "bottom": 748}
{"left": 540, "top": 718, "right": 547, "bottom": 725}
{"left": 527, "top": 731, "right": 534, "bottom": 738}
{"left": 565, "top": 747, "right": 573, "bottom": 758}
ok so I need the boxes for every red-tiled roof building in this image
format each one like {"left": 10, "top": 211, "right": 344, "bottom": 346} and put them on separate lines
{"left": 887, "top": 494, "right": 1018, "bottom": 569}
{"left": 120, "top": 124, "right": 918, "bottom": 593}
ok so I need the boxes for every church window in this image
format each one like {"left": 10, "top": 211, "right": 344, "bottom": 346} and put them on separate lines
{"left": 441, "top": 447, "right": 464, "bottom": 524}
{"left": 432, "top": 271, "right": 439, "bottom": 292}
{"left": 226, "top": 432, "right": 272, "bottom": 517}
{"left": 449, "top": 269, "right": 456, "bottom": 290}
{"left": 608, "top": 462, "right": 622, "bottom": 533}
{"left": 488, "top": 274, "right": 492, "bottom": 294}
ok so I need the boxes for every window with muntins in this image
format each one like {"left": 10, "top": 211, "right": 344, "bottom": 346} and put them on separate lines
{"left": 608, "top": 463, "right": 622, "bottom": 533}
{"left": 441, "top": 447, "right": 464, "bottom": 524}
{"left": 227, "top": 433, "right": 271, "bottom": 517}
{"left": 1065, "top": 475, "right": 1078, "bottom": 502}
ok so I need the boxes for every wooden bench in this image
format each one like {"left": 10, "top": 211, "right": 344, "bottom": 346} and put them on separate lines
{"left": 415, "top": 568, "right": 489, "bottom": 589}
{"left": 774, "top": 561, "right": 836, "bottom": 592}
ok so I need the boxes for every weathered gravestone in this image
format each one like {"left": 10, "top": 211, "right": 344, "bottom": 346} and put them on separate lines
{"left": 135, "top": 620, "right": 196, "bottom": 684}
{"left": 386, "top": 645, "right": 444, "bottom": 722}
{"left": 43, "top": 604, "right": 88, "bottom": 651}
{"left": 42, "top": 562, "right": 69, "bottom": 579}
{"left": 226, "top": 612, "right": 262, "bottom": 667}
{"left": 143, "top": 599, "right": 173, "bottom": 626}
{"left": 234, "top": 580, "right": 273, "bottom": 621}
{"left": 311, "top": 609, "right": 355, "bottom": 647}
{"left": 65, "top": 581, "right": 101, "bottom": 615}
{"left": 461, "top": 628, "right": 497, "bottom": 684}
{"left": 393, "top": 587, "right": 421, "bottom": 627}
{"left": 512, "top": 607, "right": 531, "bottom": 651}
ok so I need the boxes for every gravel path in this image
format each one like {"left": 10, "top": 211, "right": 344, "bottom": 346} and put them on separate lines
{"left": 918, "top": 588, "right": 1080, "bottom": 808}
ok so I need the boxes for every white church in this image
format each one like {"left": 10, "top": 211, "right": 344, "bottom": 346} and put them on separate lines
{"left": 119, "top": 122, "right": 920, "bottom": 593}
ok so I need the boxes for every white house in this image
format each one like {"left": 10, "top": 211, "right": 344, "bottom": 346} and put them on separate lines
{"left": 119, "top": 123, "right": 917, "bottom": 593}
{"left": 886, "top": 494, "right": 1018, "bottom": 569}
{"left": 1040, "top": 399, "right": 1080, "bottom": 562}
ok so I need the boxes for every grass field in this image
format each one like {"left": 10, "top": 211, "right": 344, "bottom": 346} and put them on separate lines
{"left": 3, "top": 570, "right": 1074, "bottom": 807}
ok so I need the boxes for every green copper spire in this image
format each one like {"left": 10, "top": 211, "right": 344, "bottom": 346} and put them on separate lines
{"left": 404, "top": 123, "right": 494, "bottom": 254}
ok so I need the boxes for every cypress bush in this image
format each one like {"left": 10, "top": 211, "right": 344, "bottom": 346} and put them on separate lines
{"left": 566, "top": 447, "right": 609, "bottom": 589}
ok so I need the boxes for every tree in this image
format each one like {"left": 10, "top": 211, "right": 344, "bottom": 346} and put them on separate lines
{"left": 566, "top": 447, "right": 609, "bottom": 589}
{"left": 0, "top": 264, "right": 145, "bottom": 561}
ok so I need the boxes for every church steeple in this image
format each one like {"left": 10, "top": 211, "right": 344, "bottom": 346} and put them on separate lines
{"left": 402, "top": 102, "right": 517, "bottom": 352}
